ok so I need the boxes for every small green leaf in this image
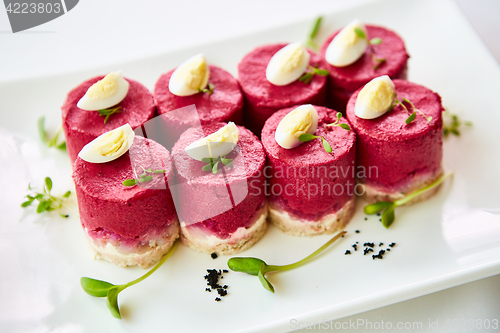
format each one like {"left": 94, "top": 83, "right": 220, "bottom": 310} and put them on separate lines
{"left": 21, "top": 200, "right": 33, "bottom": 207}
{"left": 227, "top": 257, "right": 267, "bottom": 276}
{"left": 122, "top": 179, "right": 137, "bottom": 186}
{"left": 62, "top": 191, "right": 71, "bottom": 198}
{"left": 321, "top": 137, "right": 332, "bottom": 153}
{"left": 45, "top": 177, "right": 53, "bottom": 193}
{"left": 381, "top": 205, "right": 396, "bottom": 228}
{"left": 221, "top": 158, "right": 233, "bottom": 166}
{"left": 364, "top": 201, "right": 392, "bottom": 215}
{"left": 370, "top": 37, "right": 382, "bottom": 45}
{"left": 258, "top": 265, "right": 275, "bottom": 293}
{"left": 201, "top": 157, "right": 213, "bottom": 163}
{"left": 80, "top": 277, "right": 116, "bottom": 297}
{"left": 298, "top": 133, "right": 317, "bottom": 142}
{"left": 139, "top": 175, "right": 153, "bottom": 183}
{"left": 36, "top": 201, "right": 47, "bottom": 213}
{"left": 299, "top": 72, "right": 313, "bottom": 83}
{"left": 202, "top": 163, "right": 213, "bottom": 172}
{"left": 338, "top": 123, "right": 351, "bottom": 131}
{"left": 313, "top": 68, "right": 329, "bottom": 76}
{"left": 151, "top": 169, "right": 166, "bottom": 174}
{"left": 212, "top": 162, "right": 219, "bottom": 174}
{"left": 106, "top": 287, "right": 122, "bottom": 319}
{"left": 405, "top": 112, "right": 416, "bottom": 124}
{"left": 354, "top": 27, "right": 366, "bottom": 39}
{"left": 57, "top": 142, "right": 67, "bottom": 151}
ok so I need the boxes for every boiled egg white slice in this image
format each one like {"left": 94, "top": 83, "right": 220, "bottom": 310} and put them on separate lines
{"left": 275, "top": 104, "right": 319, "bottom": 149}
{"left": 355, "top": 75, "right": 395, "bottom": 119}
{"left": 185, "top": 122, "right": 240, "bottom": 161}
{"left": 78, "top": 124, "right": 135, "bottom": 163}
{"left": 325, "top": 19, "right": 368, "bottom": 67}
{"left": 266, "top": 42, "right": 310, "bottom": 86}
{"left": 169, "top": 53, "right": 210, "bottom": 96}
{"left": 77, "top": 71, "right": 129, "bottom": 111}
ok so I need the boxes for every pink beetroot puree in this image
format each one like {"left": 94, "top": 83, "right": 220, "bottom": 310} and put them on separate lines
{"left": 171, "top": 123, "right": 266, "bottom": 239}
{"left": 320, "top": 25, "right": 409, "bottom": 112}
{"left": 346, "top": 79, "right": 444, "bottom": 191}
{"left": 238, "top": 43, "right": 327, "bottom": 136}
{"left": 62, "top": 76, "right": 155, "bottom": 163}
{"left": 73, "top": 136, "right": 177, "bottom": 240}
{"left": 154, "top": 65, "right": 244, "bottom": 146}
{"left": 261, "top": 106, "right": 356, "bottom": 221}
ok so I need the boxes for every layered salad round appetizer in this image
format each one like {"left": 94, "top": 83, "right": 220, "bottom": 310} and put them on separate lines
{"left": 62, "top": 71, "right": 156, "bottom": 163}
{"left": 73, "top": 124, "right": 179, "bottom": 268}
{"left": 171, "top": 122, "right": 267, "bottom": 254}
{"left": 238, "top": 42, "right": 328, "bottom": 136}
{"left": 346, "top": 76, "right": 444, "bottom": 203}
{"left": 154, "top": 53, "right": 244, "bottom": 148}
{"left": 261, "top": 104, "right": 356, "bottom": 236}
{"left": 320, "top": 20, "right": 409, "bottom": 112}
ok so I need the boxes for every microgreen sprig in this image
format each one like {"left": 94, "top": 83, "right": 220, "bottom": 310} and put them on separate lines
{"left": 21, "top": 177, "right": 71, "bottom": 218}
{"left": 326, "top": 112, "right": 351, "bottom": 131}
{"left": 123, "top": 168, "right": 166, "bottom": 187}
{"left": 198, "top": 83, "right": 215, "bottom": 95}
{"left": 97, "top": 106, "right": 121, "bottom": 124}
{"left": 298, "top": 133, "right": 332, "bottom": 153}
{"left": 354, "top": 27, "right": 386, "bottom": 70}
{"left": 80, "top": 241, "right": 178, "bottom": 319}
{"left": 443, "top": 110, "right": 472, "bottom": 138}
{"left": 38, "top": 116, "right": 66, "bottom": 150}
{"left": 390, "top": 95, "right": 432, "bottom": 124}
{"left": 201, "top": 156, "right": 233, "bottom": 174}
{"left": 228, "top": 231, "right": 346, "bottom": 293}
{"left": 364, "top": 172, "right": 453, "bottom": 228}
{"left": 305, "top": 16, "right": 323, "bottom": 51}
{"left": 299, "top": 65, "right": 329, "bottom": 84}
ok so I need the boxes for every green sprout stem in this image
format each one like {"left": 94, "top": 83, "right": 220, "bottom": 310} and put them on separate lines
{"left": 38, "top": 116, "right": 66, "bottom": 150}
{"left": 198, "top": 83, "right": 215, "bottom": 95}
{"left": 326, "top": 112, "right": 351, "bottom": 131}
{"left": 81, "top": 241, "right": 178, "bottom": 319}
{"left": 299, "top": 65, "right": 329, "bottom": 84}
{"left": 123, "top": 168, "right": 166, "bottom": 186}
{"left": 264, "top": 231, "right": 347, "bottom": 273}
{"left": 97, "top": 106, "right": 121, "bottom": 124}
{"left": 391, "top": 95, "right": 432, "bottom": 124}
{"left": 201, "top": 155, "right": 233, "bottom": 174}
{"left": 364, "top": 172, "right": 453, "bottom": 228}
{"left": 298, "top": 133, "right": 332, "bottom": 153}
{"left": 305, "top": 16, "right": 323, "bottom": 51}
{"left": 443, "top": 110, "right": 472, "bottom": 138}
{"left": 228, "top": 231, "right": 346, "bottom": 293}
{"left": 354, "top": 27, "right": 385, "bottom": 70}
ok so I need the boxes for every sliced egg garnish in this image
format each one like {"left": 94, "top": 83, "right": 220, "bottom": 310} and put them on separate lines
{"left": 325, "top": 19, "right": 368, "bottom": 67}
{"left": 77, "top": 71, "right": 129, "bottom": 111}
{"left": 355, "top": 75, "right": 395, "bottom": 119}
{"left": 275, "top": 104, "right": 318, "bottom": 149}
{"left": 185, "top": 122, "right": 240, "bottom": 161}
{"left": 169, "top": 53, "right": 210, "bottom": 96}
{"left": 78, "top": 124, "right": 135, "bottom": 163}
{"left": 266, "top": 42, "right": 310, "bottom": 86}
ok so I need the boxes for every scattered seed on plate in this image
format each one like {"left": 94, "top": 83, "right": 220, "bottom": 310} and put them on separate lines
{"left": 211, "top": 253, "right": 218, "bottom": 259}
{"left": 204, "top": 269, "right": 229, "bottom": 301}
{"left": 345, "top": 250, "right": 351, "bottom": 255}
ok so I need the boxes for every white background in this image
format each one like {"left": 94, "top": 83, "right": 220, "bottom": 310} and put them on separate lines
{"left": 1, "top": 1, "right": 499, "bottom": 332}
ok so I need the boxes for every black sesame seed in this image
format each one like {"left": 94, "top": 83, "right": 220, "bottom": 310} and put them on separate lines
{"left": 345, "top": 250, "right": 351, "bottom": 255}
{"left": 363, "top": 242, "right": 374, "bottom": 248}
{"left": 205, "top": 288, "right": 211, "bottom": 292}
{"left": 389, "top": 242, "right": 396, "bottom": 247}
{"left": 211, "top": 253, "right": 218, "bottom": 259}
{"left": 223, "top": 285, "right": 228, "bottom": 289}
{"left": 363, "top": 247, "right": 374, "bottom": 255}
{"left": 215, "top": 297, "right": 221, "bottom": 302}
{"left": 217, "top": 288, "right": 228, "bottom": 297}
{"left": 386, "top": 248, "right": 391, "bottom": 251}
{"left": 223, "top": 269, "right": 228, "bottom": 273}
{"left": 352, "top": 244, "right": 358, "bottom": 251}
{"left": 355, "top": 230, "right": 360, "bottom": 233}
{"left": 364, "top": 217, "right": 368, "bottom": 221}
{"left": 379, "top": 242, "right": 384, "bottom": 246}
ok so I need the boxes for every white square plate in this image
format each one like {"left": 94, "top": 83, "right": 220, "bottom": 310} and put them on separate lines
{"left": 1, "top": 0, "right": 500, "bottom": 332}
